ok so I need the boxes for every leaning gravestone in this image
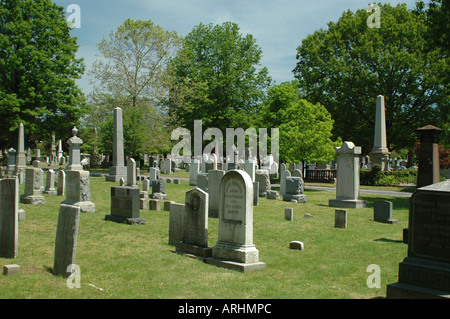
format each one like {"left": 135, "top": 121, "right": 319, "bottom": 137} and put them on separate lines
{"left": 53, "top": 204, "right": 80, "bottom": 277}
{"left": 386, "top": 180, "right": 450, "bottom": 299}
{"left": 176, "top": 188, "right": 211, "bottom": 258}
{"left": 0, "top": 177, "right": 19, "bottom": 258}
{"left": 205, "top": 170, "right": 266, "bottom": 272}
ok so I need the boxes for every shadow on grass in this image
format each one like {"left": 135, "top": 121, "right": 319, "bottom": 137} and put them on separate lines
{"left": 43, "top": 265, "right": 53, "bottom": 274}
{"left": 374, "top": 238, "right": 405, "bottom": 244}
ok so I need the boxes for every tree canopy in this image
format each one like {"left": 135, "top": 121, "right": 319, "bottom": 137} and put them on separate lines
{"left": 293, "top": 3, "right": 448, "bottom": 154}
{"left": 0, "top": 0, "right": 85, "bottom": 148}
{"left": 168, "top": 22, "right": 272, "bottom": 133}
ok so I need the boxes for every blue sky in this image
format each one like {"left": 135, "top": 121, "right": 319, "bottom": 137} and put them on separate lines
{"left": 52, "top": 0, "right": 418, "bottom": 95}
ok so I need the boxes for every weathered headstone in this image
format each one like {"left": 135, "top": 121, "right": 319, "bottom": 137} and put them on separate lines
{"left": 176, "top": 188, "right": 211, "bottom": 258}
{"left": 106, "top": 108, "right": 127, "bottom": 182}
{"left": 150, "top": 178, "right": 168, "bottom": 200}
{"left": 386, "top": 180, "right": 450, "bottom": 299}
{"left": 57, "top": 170, "right": 66, "bottom": 196}
{"left": 105, "top": 186, "right": 145, "bottom": 224}
{"left": 43, "top": 169, "right": 57, "bottom": 195}
{"left": 244, "top": 159, "right": 256, "bottom": 182}
{"left": 253, "top": 182, "right": 259, "bottom": 206}
{"left": 285, "top": 208, "right": 293, "bottom": 221}
{"left": 197, "top": 173, "right": 208, "bottom": 192}
{"left": 280, "top": 170, "right": 291, "bottom": 198}
{"left": 62, "top": 170, "right": 96, "bottom": 213}
{"left": 66, "top": 127, "right": 83, "bottom": 171}
{"left": 126, "top": 158, "right": 138, "bottom": 187}
{"left": 149, "top": 167, "right": 159, "bottom": 185}
{"left": 53, "top": 204, "right": 80, "bottom": 277}
{"left": 335, "top": 209, "right": 347, "bottom": 228}
{"left": 189, "top": 159, "right": 200, "bottom": 186}
{"left": 283, "top": 176, "right": 306, "bottom": 203}
{"left": 0, "top": 177, "right": 19, "bottom": 258}
{"left": 289, "top": 241, "right": 304, "bottom": 250}
{"left": 169, "top": 203, "right": 185, "bottom": 246}
{"left": 208, "top": 169, "right": 225, "bottom": 218}
{"left": 374, "top": 201, "right": 396, "bottom": 224}
{"left": 255, "top": 169, "right": 270, "bottom": 197}
{"left": 329, "top": 141, "right": 366, "bottom": 208}
{"left": 20, "top": 164, "right": 45, "bottom": 205}
{"left": 205, "top": 170, "right": 266, "bottom": 272}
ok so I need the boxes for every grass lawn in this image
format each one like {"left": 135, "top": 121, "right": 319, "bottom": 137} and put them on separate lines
{"left": 0, "top": 171, "right": 409, "bottom": 299}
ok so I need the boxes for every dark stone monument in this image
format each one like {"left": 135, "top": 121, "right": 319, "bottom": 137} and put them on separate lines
{"left": 386, "top": 180, "right": 450, "bottom": 299}
{"left": 374, "top": 200, "right": 397, "bottom": 224}
{"left": 105, "top": 186, "right": 145, "bottom": 224}
{"left": 416, "top": 125, "right": 443, "bottom": 188}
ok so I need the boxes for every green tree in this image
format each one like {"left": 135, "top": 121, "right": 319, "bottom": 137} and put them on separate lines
{"left": 0, "top": 0, "right": 85, "bottom": 147}
{"left": 86, "top": 19, "right": 182, "bottom": 158}
{"left": 169, "top": 21, "right": 272, "bottom": 133}
{"left": 293, "top": 3, "right": 448, "bottom": 154}
{"left": 261, "top": 82, "right": 341, "bottom": 164}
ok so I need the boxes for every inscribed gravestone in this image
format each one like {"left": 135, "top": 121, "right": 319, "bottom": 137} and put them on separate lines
{"left": 44, "top": 169, "right": 57, "bottom": 195}
{"left": 0, "top": 178, "right": 19, "bottom": 258}
{"left": 105, "top": 186, "right": 145, "bottom": 224}
{"left": 20, "top": 166, "right": 45, "bottom": 205}
{"left": 374, "top": 201, "right": 396, "bottom": 224}
{"left": 57, "top": 170, "right": 66, "bottom": 196}
{"left": 255, "top": 169, "right": 270, "bottom": 197}
{"left": 176, "top": 188, "right": 211, "bottom": 258}
{"left": 386, "top": 180, "right": 450, "bottom": 298}
{"left": 208, "top": 170, "right": 225, "bottom": 218}
{"left": 206, "top": 170, "right": 266, "bottom": 272}
{"left": 62, "top": 170, "right": 95, "bottom": 213}
{"left": 53, "top": 204, "right": 80, "bottom": 277}
{"left": 169, "top": 203, "right": 185, "bottom": 246}
{"left": 283, "top": 176, "right": 306, "bottom": 203}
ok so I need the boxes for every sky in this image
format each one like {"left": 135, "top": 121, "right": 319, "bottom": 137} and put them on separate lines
{"left": 52, "top": 0, "right": 418, "bottom": 95}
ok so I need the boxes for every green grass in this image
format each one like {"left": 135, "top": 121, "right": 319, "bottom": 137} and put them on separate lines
{"left": 0, "top": 174, "right": 409, "bottom": 299}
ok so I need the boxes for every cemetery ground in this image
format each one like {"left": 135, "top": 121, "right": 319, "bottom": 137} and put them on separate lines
{"left": 0, "top": 170, "right": 411, "bottom": 299}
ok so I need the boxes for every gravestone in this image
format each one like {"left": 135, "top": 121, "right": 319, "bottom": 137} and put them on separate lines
{"left": 106, "top": 108, "right": 127, "bottom": 182}
{"left": 63, "top": 170, "right": 96, "bottom": 213}
{"left": 370, "top": 95, "right": 390, "bottom": 170}
{"left": 374, "top": 201, "right": 397, "bottom": 224}
{"left": 142, "top": 178, "right": 150, "bottom": 192}
{"left": 280, "top": 170, "right": 291, "bottom": 198}
{"left": 20, "top": 164, "right": 45, "bottom": 205}
{"left": 7, "top": 148, "right": 16, "bottom": 175}
{"left": 189, "top": 159, "right": 200, "bottom": 186}
{"left": 16, "top": 124, "right": 27, "bottom": 181}
{"left": 335, "top": 209, "right": 347, "bottom": 228}
{"left": 197, "top": 173, "right": 208, "bottom": 192}
{"left": 105, "top": 186, "right": 145, "bottom": 224}
{"left": 57, "top": 170, "right": 66, "bottom": 196}
{"left": 205, "top": 170, "right": 266, "bottom": 272}
{"left": 65, "top": 127, "right": 83, "bottom": 171}
{"left": 253, "top": 182, "right": 259, "bottom": 206}
{"left": 329, "top": 141, "right": 366, "bottom": 208}
{"left": 149, "top": 167, "right": 159, "bottom": 185}
{"left": 255, "top": 169, "right": 270, "bottom": 197}
{"left": 208, "top": 169, "right": 225, "bottom": 218}
{"left": 0, "top": 177, "right": 19, "bottom": 258}
{"left": 283, "top": 176, "right": 306, "bottom": 203}
{"left": 386, "top": 180, "right": 450, "bottom": 299}
{"left": 43, "top": 169, "right": 57, "bottom": 195}
{"left": 150, "top": 178, "right": 168, "bottom": 200}
{"left": 126, "top": 158, "right": 138, "bottom": 187}
{"left": 285, "top": 208, "right": 293, "bottom": 221}
{"left": 244, "top": 159, "right": 256, "bottom": 182}
{"left": 169, "top": 203, "right": 185, "bottom": 246}
{"left": 53, "top": 204, "right": 80, "bottom": 277}
{"left": 415, "top": 125, "right": 443, "bottom": 188}
{"left": 176, "top": 188, "right": 212, "bottom": 258}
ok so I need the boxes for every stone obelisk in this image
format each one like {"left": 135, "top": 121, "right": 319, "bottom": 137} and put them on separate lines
{"left": 106, "top": 108, "right": 127, "bottom": 182}
{"left": 370, "top": 95, "right": 390, "bottom": 170}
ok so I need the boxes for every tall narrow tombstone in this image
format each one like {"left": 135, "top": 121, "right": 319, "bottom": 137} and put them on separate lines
{"left": 197, "top": 173, "right": 208, "bottom": 192}
{"left": 149, "top": 167, "right": 159, "bottom": 185}
{"left": 63, "top": 128, "right": 95, "bottom": 213}
{"left": 7, "top": 148, "right": 16, "bottom": 175}
{"left": 416, "top": 125, "right": 443, "bottom": 188}
{"left": 126, "top": 158, "right": 137, "bottom": 187}
{"left": 205, "top": 170, "right": 266, "bottom": 272}
{"left": 370, "top": 95, "right": 390, "bottom": 170}
{"left": 44, "top": 169, "right": 57, "bottom": 195}
{"left": 386, "top": 180, "right": 450, "bottom": 299}
{"left": 335, "top": 209, "right": 347, "bottom": 229}
{"left": 53, "top": 204, "right": 80, "bottom": 277}
{"left": 176, "top": 188, "right": 211, "bottom": 258}
{"left": 255, "top": 169, "right": 270, "bottom": 197}
{"left": 16, "top": 124, "right": 27, "bottom": 179}
{"left": 57, "top": 170, "right": 66, "bottom": 196}
{"left": 169, "top": 203, "right": 185, "bottom": 246}
{"left": 0, "top": 177, "right": 19, "bottom": 258}
{"left": 329, "top": 142, "right": 366, "bottom": 208}
{"left": 208, "top": 169, "right": 225, "bottom": 218}
{"left": 280, "top": 170, "right": 291, "bottom": 197}
{"left": 244, "top": 159, "right": 256, "bottom": 182}
{"left": 106, "top": 108, "right": 127, "bottom": 182}
{"left": 189, "top": 159, "right": 200, "bottom": 186}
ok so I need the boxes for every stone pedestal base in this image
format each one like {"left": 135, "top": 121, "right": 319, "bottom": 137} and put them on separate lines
{"left": 207, "top": 241, "right": 266, "bottom": 272}
{"left": 106, "top": 166, "right": 127, "bottom": 182}
{"left": 283, "top": 194, "right": 307, "bottom": 203}
{"left": 329, "top": 198, "right": 366, "bottom": 208}
{"left": 205, "top": 258, "right": 266, "bottom": 273}
{"left": 104, "top": 215, "right": 146, "bottom": 225}
{"left": 176, "top": 242, "right": 212, "bottom": 258}
{"left": 20, "top": 195, "right": 45, "bottom": 205}
{"left": 386, "top": 282, "right": 450, "bottom": 299}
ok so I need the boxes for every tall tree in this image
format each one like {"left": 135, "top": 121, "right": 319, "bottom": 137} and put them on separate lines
{"left": 87, "top": 19, "right": 182, "bottom": 157}
{"left": 0, "top": 0, "right": 85, "bottom": 147}
{"left": 260, "top": 82, "right": 341, "bottom": 164}
{"left": 293, "top": 3, "right": 448, "bottom": 154}
{"left": 169, "top": 21, "right": 272, "bottom": 133}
